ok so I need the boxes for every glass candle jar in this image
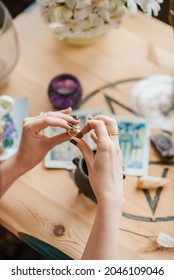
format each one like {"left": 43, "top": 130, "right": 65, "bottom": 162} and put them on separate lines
{"left": 48, "top": 73, "right": 82, "bottom": 109}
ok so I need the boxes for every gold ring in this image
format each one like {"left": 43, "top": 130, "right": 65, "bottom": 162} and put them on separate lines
{"left": 109, "top": 132, "right": 119, "bottom": 136}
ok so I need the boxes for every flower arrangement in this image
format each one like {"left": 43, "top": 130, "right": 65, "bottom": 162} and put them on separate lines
{"left": 37, "top": 0, "right": 163, "bottom": 40}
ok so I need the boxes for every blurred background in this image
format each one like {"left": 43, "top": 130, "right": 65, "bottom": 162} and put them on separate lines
{"left": 0, "top": 0, "right": 172, "bottom": 260}
{"left": 3, "top": 0, "right": 34, "bottom": 18}
{"left": 3, "top": 0, "right": 171, "bottom": 23}
{"left": 0, "top": 0, "right": 46, "bottom": 260}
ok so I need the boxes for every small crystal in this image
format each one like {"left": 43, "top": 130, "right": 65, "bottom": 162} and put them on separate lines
{"left": 136, "top": 176, "right": 170, "bottom": 189}
{"left": 151, "top": 132, "right": 174, "bottom": 158}
{"left": 157, "top": 232, "right": 174, "bottom": 248}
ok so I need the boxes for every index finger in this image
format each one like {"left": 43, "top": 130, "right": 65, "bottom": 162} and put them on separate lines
{"left": 89, "top": 115, "right": 119, "bottom": 146}
{"left": 80, "top": 119, "right": 110, "bottom": 145}
{"left": 24, "top": 116, "right": 74, "bottom": 133}
{"left": 38, "top": 111, "right": 80, "bottom": 124}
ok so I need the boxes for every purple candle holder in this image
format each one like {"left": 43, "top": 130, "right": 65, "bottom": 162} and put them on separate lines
{"left": 48, "top": 74, "right": 82, "bottom": 109}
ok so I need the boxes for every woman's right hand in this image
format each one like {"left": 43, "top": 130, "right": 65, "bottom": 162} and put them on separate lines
{"left": 71, "top": 115, "right": 124, "bottom": 205}
{"left": 73, "top": 115, "right": 124, "bottom": 259}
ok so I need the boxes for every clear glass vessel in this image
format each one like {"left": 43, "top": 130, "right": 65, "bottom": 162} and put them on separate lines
{"left": 0, "top": 1, "right": 19, "bottom": 86}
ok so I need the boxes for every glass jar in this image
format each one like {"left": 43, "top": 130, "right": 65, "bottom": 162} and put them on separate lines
{"left": 0, "top": 1, "right": 19, "bottom": 86}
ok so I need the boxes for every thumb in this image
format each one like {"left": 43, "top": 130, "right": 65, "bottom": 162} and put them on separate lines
{"left": 48, "top": 132, "right": 70, "bottom": 148}
{"left": 60, "top": 107, "right": 72, "bottom": 114}
{"left": 71, "top": 138, "right": 94, "bottom": 167}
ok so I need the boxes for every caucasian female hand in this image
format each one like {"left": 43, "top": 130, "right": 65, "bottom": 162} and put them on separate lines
{"left": 16, "top": 108, "right": 79, "bottom": 172}
{"left": 71, "top": 115, "right": 124, "bottom": 205}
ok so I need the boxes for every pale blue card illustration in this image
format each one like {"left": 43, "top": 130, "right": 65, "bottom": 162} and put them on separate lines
{"left": 112, "top": 115, "right": 150, "bottom": 176}
{"left": 0, "top": 98, "right": 28, "bottom": 162}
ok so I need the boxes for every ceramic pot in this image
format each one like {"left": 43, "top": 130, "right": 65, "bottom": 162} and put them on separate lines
{"left": 73, "top": 150, "right": 126, "bottom": 203}
{"left": 73, "top": 151, "right": 97, "bottom": 203}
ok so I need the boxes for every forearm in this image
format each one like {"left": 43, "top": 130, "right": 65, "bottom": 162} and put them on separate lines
{"left": 82, "top": 199, "right": 123, "bottom": 260}
{"left": 0, "top": 154, "right": 26, "bottom": 198}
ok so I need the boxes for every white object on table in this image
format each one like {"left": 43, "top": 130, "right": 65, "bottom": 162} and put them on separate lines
{"left": 132, "top": 75, "right": 174, "bottom": 131}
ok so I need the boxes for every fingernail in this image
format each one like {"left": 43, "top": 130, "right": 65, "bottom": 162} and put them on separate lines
{"left": 71, "top": 115, "right": 79, "bottom": 120}
{"left": 88, "top": 116, "right": 93, "bottom": 120}
{"left": 67, "top": 122, "right": 74, "bottom": 127}
{"left": 76, "top": 132, "right": 83, "bottom": 139}
{"left": 70, "top": 139, "right": 77, "bottom": 145}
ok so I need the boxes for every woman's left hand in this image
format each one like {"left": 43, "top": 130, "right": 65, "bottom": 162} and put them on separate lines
{"left": 16, "top": 108, "right": 79, "bottom": 172}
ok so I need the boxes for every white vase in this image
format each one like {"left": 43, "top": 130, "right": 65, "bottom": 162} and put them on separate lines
{"left": 63, "top": 34, "right": 105, "bottom": 47}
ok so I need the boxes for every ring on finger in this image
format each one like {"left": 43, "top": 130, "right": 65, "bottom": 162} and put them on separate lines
{"left": 108, "top": 132, "right": 119, "bottom": 136}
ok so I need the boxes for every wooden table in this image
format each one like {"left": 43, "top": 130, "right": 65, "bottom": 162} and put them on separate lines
{"left": 0, "top": 3, "right": 174, "bottom": 260}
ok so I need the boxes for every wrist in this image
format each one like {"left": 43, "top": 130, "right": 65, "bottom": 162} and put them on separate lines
{"left": 14, "top": 152, "right": 30, "bottom": 176}
{"left": 0, "top": 153, "right": 27, "bottom": 197}
{"left": 96, "top": 184, "right": 124, "bottom": 208}
{"left": 97, "top": 195, "right": 124, "bottom": 215}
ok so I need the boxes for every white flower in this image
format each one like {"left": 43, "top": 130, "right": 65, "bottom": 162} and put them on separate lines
{"left": 134, "top": 0, "right": 163, "bottom": 16}
{"left": 145, "top": 0, "right": 163, "bottom": 17}
{"left": 65, "top": 0, "right": 91, "bottom": 10}
{"left": 127, "top": 0, "right": 138, "bottom": 14}
{"left": 37, "top": 0, "right": 58, "bottom": 6}
{"left": 36, "top": 0, "right": 163, "bottom": 40}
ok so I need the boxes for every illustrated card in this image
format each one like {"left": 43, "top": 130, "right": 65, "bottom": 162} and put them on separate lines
{"left": 0, "top": 98, "right": 28, "bottom": 162}
{"left": 111, "top": 115, "right": 150, "bottom": 176}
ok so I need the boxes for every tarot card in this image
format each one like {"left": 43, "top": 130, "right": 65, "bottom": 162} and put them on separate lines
{"left": 0, "top": 98, "right": 28, "bottom": 162}
{"left": 44, "top": 113, "right": 87, "bottom": 169}
{"left": 111, "top": 115, "right": 150, "bottom": 176}
{"left": 79, "top": 107, "right": 105, "bottom": 150}
{"left": 44, "top": 108, "right": 104, "bottom": 169}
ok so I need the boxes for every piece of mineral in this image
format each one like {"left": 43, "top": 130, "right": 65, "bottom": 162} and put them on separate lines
{"left": 151, "top": 132, "right": 174, "bottom": 159}
{"left": 136, "top": 176, "right": 170, "bottom": 189}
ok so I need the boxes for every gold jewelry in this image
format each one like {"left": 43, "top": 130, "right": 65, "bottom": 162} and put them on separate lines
{"left": 68, "top": 126, "right": 83, "bottom": 138}
{"left": 109, "top": 132, "right": 119, "bottom": 136}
